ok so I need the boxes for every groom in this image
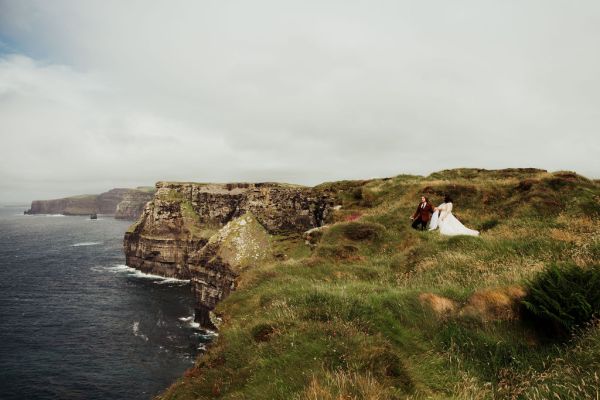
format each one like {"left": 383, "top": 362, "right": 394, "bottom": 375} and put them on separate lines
{"left": 411, "top": 196, "right": 434, "bottom": 230}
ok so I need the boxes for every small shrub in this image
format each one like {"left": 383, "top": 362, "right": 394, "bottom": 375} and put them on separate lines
{"left": 359, "top": 188, "right": 377, "bottom": 207}
{"left": 522, "top": 263, "right": 600, "bottom": 338}
{"left": 516, "top": 179, "right": 538, "bottom": 192}
{"left": 478, "top": 219, "right": 499, "bottom": 231}
{"left": 577, "top": 197, "right": 600, "bottom": 218}
{"left": 251, "top": 323, "right": 276, "bottom": 342}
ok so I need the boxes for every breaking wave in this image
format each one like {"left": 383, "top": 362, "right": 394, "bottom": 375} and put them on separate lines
{"left": 132, "top": 321, "right": 148, "bottom": 341}
{"left": 107, "top": 264, "right": 190, "bottom": 284}
{"left": 72, "top": 242, "right": 102, "bottom": 247}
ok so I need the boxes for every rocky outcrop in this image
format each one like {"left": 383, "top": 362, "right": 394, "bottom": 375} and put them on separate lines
{"left": 124, "top": 181, "right": 335, "bottom": 327}
{"left": 25, "top": 187, "right": 154, "bottom": 220}
{"left": 190, "top": 213, "right": 271, "bottom": 328}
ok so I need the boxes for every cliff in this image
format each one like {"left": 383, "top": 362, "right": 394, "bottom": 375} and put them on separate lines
{"left": 27, "top": 195, "right": 98, "bottom": 216}
{"left": 151, "top": 169, "right": 600, "bottom": 399}
{"left": 25, "top": 187, "right": 155, "bottom": 220}
{"left": 114, "top": 189, "right": 156, "bottom": 220}
{"left": 124, "top": 181, "right": 334, "bottom": 326}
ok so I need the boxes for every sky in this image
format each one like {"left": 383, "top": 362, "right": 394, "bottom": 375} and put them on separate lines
{"left": 1, "top": 1, "right": 599, "bottom": 203}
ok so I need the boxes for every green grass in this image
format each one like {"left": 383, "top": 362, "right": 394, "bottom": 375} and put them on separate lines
{"left": 158, "top": 169, "right": 600, "bottom": 400}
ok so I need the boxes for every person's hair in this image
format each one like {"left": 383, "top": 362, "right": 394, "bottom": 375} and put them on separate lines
{"left": 421, "top": 195, "right": 428, "bottom": 202}
{"left": 444, "top": 195, "right": 452, "bottom": 203}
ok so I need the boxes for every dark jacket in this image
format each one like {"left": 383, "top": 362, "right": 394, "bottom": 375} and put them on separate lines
{"left": 412, "top": 202, "right": 434, "bottom": 222}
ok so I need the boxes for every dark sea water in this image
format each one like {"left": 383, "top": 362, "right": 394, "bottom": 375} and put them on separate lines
{"left": 0, "top": 206, "right": 212, "bottom": 400}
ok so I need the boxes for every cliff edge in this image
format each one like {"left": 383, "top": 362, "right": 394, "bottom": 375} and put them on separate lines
{"left": 124, "top": 181, "right": 334, "bottom": 325}
{"left": 150, "top": 168, "right": 600, "bottom": 399}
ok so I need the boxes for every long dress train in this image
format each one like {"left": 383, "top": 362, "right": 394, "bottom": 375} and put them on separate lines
{"left": 429, "top": 202, "right": 479, "bottom": 236}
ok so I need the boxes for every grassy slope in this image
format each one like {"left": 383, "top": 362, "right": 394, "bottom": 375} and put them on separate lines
{"left": 159, "top": 169, "right": 600, "bottom": 400}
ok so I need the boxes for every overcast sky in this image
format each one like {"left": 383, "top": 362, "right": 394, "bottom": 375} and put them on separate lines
{"left": 1, "top": 1, "right": 599, "bottom": 203}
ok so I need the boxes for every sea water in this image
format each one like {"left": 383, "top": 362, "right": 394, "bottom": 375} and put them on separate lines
{"left": 0, "top": 206, "right": 212, "bottom": 399}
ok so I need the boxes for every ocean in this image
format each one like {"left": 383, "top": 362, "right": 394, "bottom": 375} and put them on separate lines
{"left": 0, "top": 206, "right": 211, "bottom": 399}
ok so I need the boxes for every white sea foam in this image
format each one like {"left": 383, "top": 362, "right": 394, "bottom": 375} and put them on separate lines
{"left": 132, "top": 321, "right": 148, "bottom": 341}
{"left": 178, "top": 316, "right": 219, "bottom": 339}
{"left": 155, "top": 277, "right": 189, "bottom": 285}
{"left": 202, "top": 330, "right": 219, "bottom": 338}
{"left": 178, "top": 315, "right": 215, "bottom": 333}
{"left": 21, "top": 213, "right": 65, "bottom": 217}
{"left": 72, "top": 242, "right": 102, "bottom": 247}
{"left": 105, "top": 264, "right": 131, "bottom": 273}
{"left": 108, "top": 264, "right": 190, "bottom": 284}
{"left": 194, "top": 330, "right": 219, "bottom": 341}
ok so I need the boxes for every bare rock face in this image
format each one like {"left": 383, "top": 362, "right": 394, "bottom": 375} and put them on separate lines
{"left": 151, "top": 181, "right": 333, "bottom": 233}
{"left": 97, "top": 189, "right": 134, "bottom": 214}
{"left": 124, "top": 181, "right": 334, "bottom": 327}
{"left": 189, "top": 213, "right": 271, "bottom": 328}
{"left": 114, "top": 190, "right": 155, "bottom": 219}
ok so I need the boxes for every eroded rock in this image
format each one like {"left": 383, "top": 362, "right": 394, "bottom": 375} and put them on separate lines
{"left": 124, "top": 181, "right": 334, "bottom": 328}
{"left": 189, "top": 213, "right": 271, "bottom": 327}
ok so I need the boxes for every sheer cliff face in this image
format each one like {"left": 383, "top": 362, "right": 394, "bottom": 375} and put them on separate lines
{"left": 25, "top": 188, "right": 154, "bottom": 219}
{"left": 28, "top": 196, "right": 98, "bottom": 215}
{"left": 124, "top": 181, "right": 334, "bottom": 327}
{"left": 114, "top": 190, "right": 156, "bottom": 220}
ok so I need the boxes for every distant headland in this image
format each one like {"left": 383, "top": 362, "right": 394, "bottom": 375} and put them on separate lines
{"left": 24, "top": 187, "right": 155, "bottom": 220}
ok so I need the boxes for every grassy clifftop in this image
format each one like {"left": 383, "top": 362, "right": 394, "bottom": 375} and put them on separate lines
{"left": 160, "top": 169, "right": 599, "bottom": 399}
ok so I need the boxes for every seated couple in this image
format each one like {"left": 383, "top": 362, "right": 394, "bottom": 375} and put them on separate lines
{"left": 411, "top": 195, "right": 479, "bottom": 236}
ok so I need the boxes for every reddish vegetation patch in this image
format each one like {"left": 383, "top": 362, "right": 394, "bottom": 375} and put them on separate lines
{"left": 183, "top": 367, "right": 202, "bottom": 379}
{"left": 345, "top": 213, "right": 362, "bottom": 222}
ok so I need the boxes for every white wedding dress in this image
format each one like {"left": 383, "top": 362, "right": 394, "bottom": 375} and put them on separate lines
{"left": 428, "top": 202, "right": 479, "bottom": 236}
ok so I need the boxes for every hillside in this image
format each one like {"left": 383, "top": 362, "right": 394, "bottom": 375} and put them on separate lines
{"left": 136, "top": 169, "right": 599, "bottom": 399}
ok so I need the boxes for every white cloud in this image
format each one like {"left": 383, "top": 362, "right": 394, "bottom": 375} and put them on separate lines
{"left": 0, "top": 1, "right": 599, "bottom": 202}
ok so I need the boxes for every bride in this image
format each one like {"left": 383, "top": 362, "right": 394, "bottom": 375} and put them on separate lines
{"left": 429, "top": 195, "right": 479, "bottom": 236}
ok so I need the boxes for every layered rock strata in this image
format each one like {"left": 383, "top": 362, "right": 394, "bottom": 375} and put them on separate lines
{"left": 124, "top": 181, "right": 334, "bottom": 327}
{"left": 25, "top": 188, "right": 154, "bottom": 220}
